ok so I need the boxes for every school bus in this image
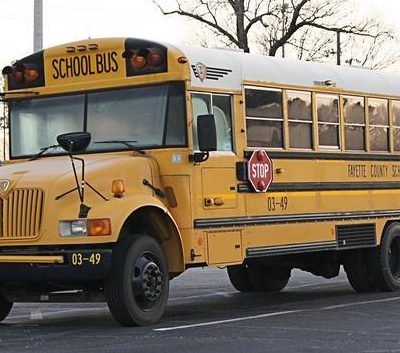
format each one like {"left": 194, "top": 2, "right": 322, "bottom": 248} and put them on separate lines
{"left": 1, "top": 37, "right": 400, "bottom": 326}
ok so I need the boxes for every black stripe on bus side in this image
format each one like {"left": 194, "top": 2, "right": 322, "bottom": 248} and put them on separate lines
{"left": 244, "top": 151, "right": 400, "bottom": 161}
{"left": 193, "top": 209, "right": 400, "bottom": 229}
{"left": 246, "top": 241, "right": 338, "bottom": 258}
{"left": 237, "top": 181, "right": 400, "bottom": 192}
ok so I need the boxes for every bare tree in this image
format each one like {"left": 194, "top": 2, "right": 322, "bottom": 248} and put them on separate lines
{"left": 153, "top": 0, "right": 397, "bottom": 68}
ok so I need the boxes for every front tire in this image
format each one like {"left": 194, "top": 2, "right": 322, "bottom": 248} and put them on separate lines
{"left": 106, "top": 234, "right": 169, "bottom": 326}
{"left": 0, "top": 294, "right": 12, "bottom": 322}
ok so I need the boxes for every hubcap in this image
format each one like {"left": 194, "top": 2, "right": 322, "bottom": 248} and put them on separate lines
{"left": 132, "top": 254, "right": 163, "bottom": 309}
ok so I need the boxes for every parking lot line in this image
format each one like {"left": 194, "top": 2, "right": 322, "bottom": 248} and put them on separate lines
{"left": 154, "top": 296, "right": 400, "bottom": 332}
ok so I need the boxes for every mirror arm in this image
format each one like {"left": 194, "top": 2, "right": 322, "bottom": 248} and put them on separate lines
{"left": 189, "top": 151, "right": 210, "bottom": 164}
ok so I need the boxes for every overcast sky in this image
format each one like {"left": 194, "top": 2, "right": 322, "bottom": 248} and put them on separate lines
{"left": 1, "top": 0, "right": 400, "bottom": 71}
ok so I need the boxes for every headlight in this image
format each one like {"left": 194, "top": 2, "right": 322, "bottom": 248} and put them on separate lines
{"left": 59, "top": 219, "right": 111, "bottom": 237}
{"left": 59, "top": 220, "right": 87, "bottom": 237}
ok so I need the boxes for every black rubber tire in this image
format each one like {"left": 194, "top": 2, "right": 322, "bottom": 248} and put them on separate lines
{"left": 367, "top": 223, "right": 400, "bottom": 292}
{"left": 106, "top": 234, "right": 169, "bottom": 326}
{"left": 247, "top": 264, "right": 291, "bottom": 292}
{"left": 0, "top": 294, "right": 12, "bottom": 322}
{"left": 227, "top": 265, "right": 255, "bottom": 292}
{"left": 343, "top": 250, "right": 377, "bottom": 292}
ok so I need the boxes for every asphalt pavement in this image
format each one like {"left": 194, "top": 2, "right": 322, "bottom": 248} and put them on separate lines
{"left": 1, "top": 267, "right": 400, "bottom": 353}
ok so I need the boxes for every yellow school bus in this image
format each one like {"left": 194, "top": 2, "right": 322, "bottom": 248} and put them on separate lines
{"left": 1, "top": 37, "right": 400, "bottom": 326}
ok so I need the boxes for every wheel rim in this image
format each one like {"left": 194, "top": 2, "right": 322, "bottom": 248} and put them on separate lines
{"left": 131, "top": 253, "right": 163, "bottom": 310}
{"left": 388, "top": 237, "right": 400, "bottom": 279}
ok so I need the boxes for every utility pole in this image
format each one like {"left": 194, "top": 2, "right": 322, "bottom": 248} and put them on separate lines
{"left": 336, "top": 30, "right": 341, "bottom": 65}
{"left": 33, "top": 0, "right": 43, "bottom": 52}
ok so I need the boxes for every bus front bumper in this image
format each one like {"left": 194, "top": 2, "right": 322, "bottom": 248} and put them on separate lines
{"left": 0, "top": 249, "right": 113, "bottom": 282}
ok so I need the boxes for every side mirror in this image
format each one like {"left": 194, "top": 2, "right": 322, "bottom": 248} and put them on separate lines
{"left": 191, "top": 114, "right": 217, "bottom": 163}
{"left": 197, "top": 114, "right": 217, "bottom": 152}
{"left": 57, "top": 132, "right": 91, "bottom": 153}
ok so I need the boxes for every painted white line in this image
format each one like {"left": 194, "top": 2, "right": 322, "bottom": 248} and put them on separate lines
{"left": 154, "top": 310, "right": 301, "bottom": 331}
{"left": 317, "top": 296, "right": 400, "bottom": 311}
{"left": 168, "top": 281, "right": 349, "bottom": 302}
{"left": 154, "top": 296, "right": 400, "bottom": 332}
{"left": 6, "top": 307, "right": 107, "bottom": 321}
{"left": 287, "top": 281, "right": 348, "bottom": 290}
{"left": 169, "top": 291, "right": 237, "bottom": 301}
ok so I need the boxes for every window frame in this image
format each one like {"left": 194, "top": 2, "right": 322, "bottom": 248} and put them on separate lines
{"left": 190, "top": 91, "right": 234, "bottom": 153}
{"left": 368, "top": 97, "right": 389, "bottom": 152}
{"left": 244, "top": 86, "right": 284, "bottom": 149}
{"left": 316, "top": 93, "right": 341, "bottom": 150}
{"left": 393, "top": 100, "right": 400, "bottom": 152}
{"left": 286, "top": 89, "right": 313, "bottom": 150}
{"left": 343, "top": 95, "right": 366, "bottom": 152}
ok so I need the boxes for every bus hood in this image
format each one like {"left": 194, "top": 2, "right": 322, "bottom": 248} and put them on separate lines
{"left": 0, "top": 153, "right": 152, "bottom": 200}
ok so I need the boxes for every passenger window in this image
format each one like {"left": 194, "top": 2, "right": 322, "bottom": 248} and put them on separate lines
{"left": 344, "top": 96, "right": 365, "bottom": 151}
{"left": 191, "top": 93, "right": 233, "bottom": 151}
{"left": 316, "top": 93, "right": 340, "bottom": 149}
{"left": 245, "top": 88, "right": 283, "bottom": 148}
{"left": 393, "top": 101, "right": 400, "bottom": 152}
{"left": 287, "top": 90, "right": 312, "bottom": 149}
{"left": 369, "top": 98, "right": 389, "bottom": 152}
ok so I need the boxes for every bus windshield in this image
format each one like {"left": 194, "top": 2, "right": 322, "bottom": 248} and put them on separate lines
{"left": 9, "top": 82, "right": 186, "bottom": 158}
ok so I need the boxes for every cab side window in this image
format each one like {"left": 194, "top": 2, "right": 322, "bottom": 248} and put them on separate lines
{"left": 191, "top": 93, "right": 233, "bottom": 151}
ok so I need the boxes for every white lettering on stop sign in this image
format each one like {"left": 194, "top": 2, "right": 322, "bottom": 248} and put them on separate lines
{"left": 248, "top": 150, "right": 273, "bottom": 192}
{"left": 251, "top": 163, "right": 270, "bottom": 179}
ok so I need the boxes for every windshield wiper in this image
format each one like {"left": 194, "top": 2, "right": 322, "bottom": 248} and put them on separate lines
{"left": 94, "top": 140, "right": 145, "bottom": 154}
{"left": 29, "top": 144, "right": 60, "bottom": 161}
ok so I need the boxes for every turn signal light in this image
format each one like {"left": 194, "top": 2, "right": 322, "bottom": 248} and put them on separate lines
{"left": 112, "top": 179, "right": 125, "bottom": 198}
{"left": 88, "top": 219, "right": 112, "bottom": 236}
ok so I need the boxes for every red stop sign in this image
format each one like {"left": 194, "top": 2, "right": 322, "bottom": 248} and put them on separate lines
{"left": 248, "top": 150, "right": 273, "bottom": 192}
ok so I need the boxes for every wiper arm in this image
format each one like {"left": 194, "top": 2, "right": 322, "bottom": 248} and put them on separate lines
{"left": 94, "top": 140, "right": 145, "bottom": 154}
{"left": 29, "top": 144, "right": 60, "bottom": 161}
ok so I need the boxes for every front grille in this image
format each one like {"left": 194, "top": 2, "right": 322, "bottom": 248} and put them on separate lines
{"left": 0, "top": 189, "right": 44, "bottom": 239}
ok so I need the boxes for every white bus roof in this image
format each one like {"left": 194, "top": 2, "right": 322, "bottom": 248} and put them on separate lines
{"left": 177, "top": 44, "right": 400, "bottom": 96}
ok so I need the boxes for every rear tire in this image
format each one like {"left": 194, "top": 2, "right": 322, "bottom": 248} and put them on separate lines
{"left": 106, "top": 234, "right": 169, "bottom": 326}
{"left": 0, "top": 294, "right": 12, "bottom": 322}
{"left": 227, "top": 265, "right": 254, "bottom": 292}
{"left": 368, "top": 223, "right": 400, "bottom": 291}
{"left": 247, "top": 264, "right": 291, "bottom": 292}
{"left": 343, "top": 250, "right": 377, "bottom": 292}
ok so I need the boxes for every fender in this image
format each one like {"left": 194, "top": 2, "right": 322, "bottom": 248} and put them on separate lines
{"left": 93, "top": 192, "right": 185, "bottom": 273}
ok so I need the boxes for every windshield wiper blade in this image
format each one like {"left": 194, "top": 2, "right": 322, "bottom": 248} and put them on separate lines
{"left": 29, "top": 144, "right": 60, "bottom": 161}
{"left": 94, "top": 140, "right": 145, "bottom": 154}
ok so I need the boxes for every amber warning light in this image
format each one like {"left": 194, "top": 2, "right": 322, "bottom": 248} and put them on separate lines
{"left": 112, "top": 179, "right": 126, "bottom": 198}
{"left": 2, "top": 63, "right": 40, "bottom": 85}
{"left": 123, "top": 48, "right": 163, "bottom": 69}
{"left": 123, "top": 44, "right": 167, "bottom": 77}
